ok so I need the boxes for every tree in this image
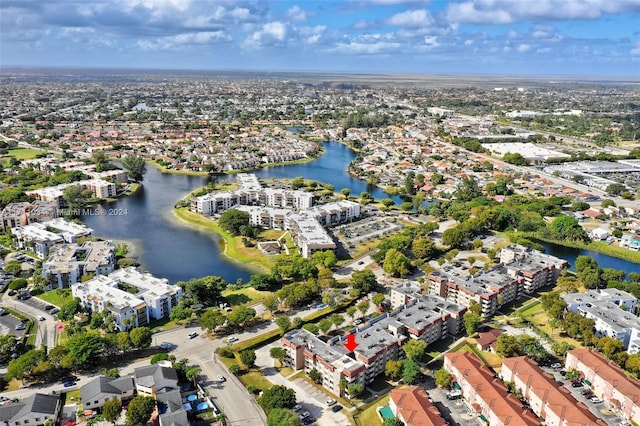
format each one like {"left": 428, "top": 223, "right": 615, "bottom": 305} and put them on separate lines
{"left": 383, "top": 248, "right": 412, "bottom": 277}
{"left": 4, "top": 260, "right": 22, "bottom": 276}
{"left": 341, "top": 188, "right": 351, "bottom": 199}
{"left": 229, "top": 364, "right": 241, "bottom": 375}
{"left": 347, "top": 383, "right": 363, "bottom": 399}
{"left": 186, "top": 366, "right": 202, "bottom": 385}
{"left": 331, "top": 314, "right": 345, "bottom": 329}
{"left": 347, "top": 306, "right": 357, "bottom": 322}
{"left": 434, "top": 368, "right": 452, "bottom": 388}
{"left": 270, "top": 347, "right": 286, "bottom": 366}
{"left": 402, "top": 339, "right": 427, "bottom": 362}
{"left": 402, "top": 359, "right": 420, "bottom": 384}
{"left": 372, "top": 293, "right": 386, "bottom": 308}
{"left": 103, "top": 368, "right": 120, "bottom": 378}
{"left": 309, "top": 368, "right": 322, "bottom": 384}
{"left": 357, "top": 300, "right": 370, "bottom": 318}
{"left": 318, "top": 318, "right": 333, "bottom": 335}
{"left": 239, "top": 349, "right": 257, "bottom": 369}
{"left": 312, "top": 251, "right": 337, "bottom": 269}
{"left": 121, "top": 155, "right": 147, "bottom": 182}
{"left": 102, "top": 398, "right": 122, "bottom": 425}
{"left": 302, "top": 323, "right": 319, "bottom": 334}
{"left": 382, "top": 419, "right": 404, "bottom": 426}
{"left": 8, "top": 278, "right": 28, "bottom": 290}
{"left": 463, "top": 312, "right": 483, "bottom": 335}
{"left": 181, "top": 275, "right": 227, "bottom": 305}
{"left": 454, "top": 176, "right": 482, "bottom": 201}
{"left": 351, "top": 269, "right": 377, "bottom": 296}
{"left": 218, "top": 209, "right": 250, "bottom": 235}
{"left": 125, "top": 395, "right": 156, "bottom": 426}
{"left": 258, "top": 385, "right": 297, "bottom": 411}
{"left": 58, "top": 297, "right": 83, "bottom": 321}
{"left": 565, "top": 368, "right": 581, "bottom": 382}
{"left": 411, "top": 238, "right": 438, "bottom": 260}
{"left": 548, "top": 215, "right": 588, "bottom": 241}
{"left": 275, "top": 315, "right": 291, "bottom": 335}
{"left": 200, "top": 309, "right": 226, "bottom": 332}
{"left": 151, "top": 353, "right": 169, "bottom": 364}
{"left": 63, "top": 184, "right": 93, "bottom": 212}
{"left": 65, "top": 332, "right": 105, "bottom": 367}
{"left": 116, "top": 332, "right": 132, "bottom": 354}
{"left": 6, "top": 349, "right": 47, "bottom": 381}
{"left": 227, "top": 306, "right": 256, "bottom": 327}
{"left": 385, "top": 360, "right": 403, "bottom": 380}
{"left": 267, "top": 409, "right": 303, "bottom": 426}
{"left": 129, "top": 327, "right": 152, "bottom": 349}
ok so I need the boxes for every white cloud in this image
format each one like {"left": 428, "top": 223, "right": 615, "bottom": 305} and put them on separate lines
{"left": 464, "top": 39, "right": 474, "bottom": 46}
{"left": 243, "top": 21, "right": 288, "bottom": 49}
{"left": 631, "top": 41, "right": 640, "bottom": 56}
{"left": 517, "top": 43, "right": 531, "bottom": 53}
{"left": 263, "top": 21, "right": 287, "bottom": 40}
{"left": 387, "top": 9, "right": 434, "bottom": 27}
{"left": 165, "top": 31, "right": 231, "bottom": 45}
{"left": 445, "top": 0, "right": 640, "bottom": 25}
{"left": 423, "top": 35, "right": 439, "bottom": 49}
{"left": 286, "top": 5, "right": 308, "bottom": 23}
{"left": 333, "top": 40, "right": 401, "bottom": 54}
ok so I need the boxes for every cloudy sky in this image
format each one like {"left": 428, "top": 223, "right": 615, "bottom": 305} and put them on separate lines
{"left": 2, "top": 0, "right": 639, "bottom": 77}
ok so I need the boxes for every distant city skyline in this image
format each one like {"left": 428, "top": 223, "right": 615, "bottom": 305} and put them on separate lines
{"left": 1, "top": 0, "right": 639, "bottom": 78}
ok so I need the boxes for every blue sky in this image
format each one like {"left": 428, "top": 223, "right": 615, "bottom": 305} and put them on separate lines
{"left": 2, "top": 0, "right": 639, "bottom": 77}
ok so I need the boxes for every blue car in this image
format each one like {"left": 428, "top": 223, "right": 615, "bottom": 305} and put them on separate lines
{"left": 63, "top": 381, "right": 76, "bottom": 387}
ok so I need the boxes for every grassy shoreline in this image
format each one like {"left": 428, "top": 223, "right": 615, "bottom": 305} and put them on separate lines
{"left": 515, "top": 232, "right": 640, "bottom": 264}
{"left": 173, "top": 207, "right": 271, "bottom": 272}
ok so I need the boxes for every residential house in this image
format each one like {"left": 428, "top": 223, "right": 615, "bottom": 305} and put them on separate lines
{"left": 133, "top": 363, "right": 179, "bottom": 397}
{"left": 80, "top": 376, "right": 136, "bottom": 411}
{"left": 0, "top": 393, "right": 60, "bottom": 426}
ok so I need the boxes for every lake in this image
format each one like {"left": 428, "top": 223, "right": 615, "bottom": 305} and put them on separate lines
{"left": 82, "top": 141, "right": 640, "bottom": 283}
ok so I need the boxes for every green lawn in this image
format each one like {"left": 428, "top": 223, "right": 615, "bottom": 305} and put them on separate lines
{"left": 239, "top": 370, "right": 273, "bottom": 392}
{"left": 354, "top": 394, "right": 389, "bottom": 426}
{"left": 1, "top": 148, "right": 44, "bottom": 164}
{"left": 38, "top": 289, "right": 72, "bottom": 307}
{"left": 222, "top": 287, "right": 271, "bottom": 306}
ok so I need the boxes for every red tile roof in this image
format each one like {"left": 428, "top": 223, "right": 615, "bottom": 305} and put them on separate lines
{"left": 503, "top": 356, "right": 606, "bottom": 426}
{"left": 390, "top": 386, "right": 446, "bottom": 426}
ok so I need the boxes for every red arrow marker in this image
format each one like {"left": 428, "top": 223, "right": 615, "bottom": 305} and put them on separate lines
{"left": 344, "top": 333, "right": 359, "bottom": 352}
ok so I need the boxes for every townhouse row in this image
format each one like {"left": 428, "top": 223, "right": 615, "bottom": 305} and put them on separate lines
{"left": 566, "top": 348, "right": 640, "bottom": 423}
{"left": 563, "top": 289, "right": 640, "bottom": 353}
{"left": 445, "top": 351, "right": 607, "bottom": 426}
{"left": 427, "top": 244, "right": 568, "bottom": 316}
{"left": 281, "top": 293, "right": 467, "bottom": 397}
{"left": 71, "top": 267, "right": 182, "bottom": 331}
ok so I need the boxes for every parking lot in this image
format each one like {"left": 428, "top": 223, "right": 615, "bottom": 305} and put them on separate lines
{"left": 333, "top": 216, "right": 404, "bottom": 253}
{"left": 0, "top": 310, "right": 25, "bottom": 339}
{"left": 419, "top": 375, "right": 478, "bottom": 426}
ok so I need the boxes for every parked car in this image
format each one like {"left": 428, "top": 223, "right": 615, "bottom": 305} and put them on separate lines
{"left": 550, "top": 363, "right": 562, "bottom": 369}
{"left": 590, "top": 397, "right": 603, "bottom": 404}
{"left": 15, "top": 322, "right": 27, "bottom": 330}
{"left": 217, "top": 375, "right": 226, "bottom": 382}
{"left": 37, "top": 316, "right": 45, "bottom": 321}
{"left": 325, "top": 399, "right": 337, "bottom": 406}
{"left": 299, "top": 411, "right": 310, "bottom": 419}
{"left": 0, "top": 309, "right": 6, "bottom": 316}
{"left": 571, "top": 381, "right": 582, "bottom": 387}
{"left": 44, "top": 305, "right": 55, "bottom": 311}
{"left": 619, "top": 420, "right": 631, "bottom": 426}
{"left": 63, "top": 381, "right": 76, "bottom": 387}
{"left": 160, "top": 342, "right": 174, "bottom": 350}
{"left": 332, "top": 405, "right": 343, "bottom": 412}
{"left": 316, "top": 303, "right": 327, "bottom": 310}
{"left": 227, "top": 336, "right": 239, "bottom": 343}
{"left": 583, "top": 393, "right": 595, "bottom": 399}
{"left": 7, "top": 290, "right": 16, "bottom": 296}
{"left": 354, "top": 319, "right": 362, "bottom": 325}
{"left": 188, "top": 332, "right": 198, "bottom": 339}
{"left": 581, "top": 388, "right": 592, "bottom": 395}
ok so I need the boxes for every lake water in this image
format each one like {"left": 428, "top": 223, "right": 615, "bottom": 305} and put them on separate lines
{"left": 82, "top": 142, "right": 640, "bottom": 283}
{"left": 540, "top": 241, "right": 640, "bottom": 274}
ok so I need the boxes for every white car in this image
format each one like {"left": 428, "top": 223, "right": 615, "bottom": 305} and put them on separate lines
{"left": 227, "top": 336, "right": 239, "bottom": 343}
{"left": 325, "top": 399, "right": 337, "bottom": 406}
{"left": 217, "top": 375, "right": 226, "bottom": 382}
{"left": 188, "top": 332, "right": 198, "bottom": 339}
{"left": 37, "top": 315, "right": 45, "bottom": 321}
{"left": 590, "top": 397, "right": 603, "bottom": 404}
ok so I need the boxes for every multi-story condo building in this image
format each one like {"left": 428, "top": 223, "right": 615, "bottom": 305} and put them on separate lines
{"left": 288, "top": 214, "right": 337, "bottom": 258}
{"left": 426, "top": 245, "right": 568, "bottom": 317}
{"left": 444, "top": 352, "right": 539, "bottom": 426}
{"left": 500, "top": 244, "right": 569, "bottom": 293}
{"left": 564, "top": 289, "right": 640, "bottom": 353}
{"left": 566, "top": 348, "right": 640, "bottom": 423}
{"left": 26, "top": 179, "right": 117, "bottom": 207}
{"left": 109, "top": 268, "right": 182, "bottom": 321}
{"left": 11, "top": 217, "right": 90, "bottom": 258}
{"left": 389, "top": 283, "right": 467, "bottom": 336}
{"left": 72, "top": 275, "right": 150, "bottom": 330}
{"left": 1, "top": 202, "right": 30, "bottom": 229}
{"left": 42, "top": 241, "right": 116, "bottom": 289}
{"left": 501, "top": 356, "right": 606, "bottom": 426}
{"left": 71, "top": 267, "right": 182, "bottom": 330}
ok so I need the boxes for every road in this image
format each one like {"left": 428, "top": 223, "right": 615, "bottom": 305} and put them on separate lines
{"left": 0, "top": 292, "right": 58, "bottom": 350}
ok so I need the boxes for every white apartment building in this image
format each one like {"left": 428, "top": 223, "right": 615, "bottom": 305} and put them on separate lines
{"left": 288, "top": 214, "right": 336, "bottom": 258}
{"left": 71, "top": 268, "right": 182, "bottom": 330}
{"left": 564, "top": 289, "right": 640, "bottom": 353}
{"left": 11, "top": 217, "right": 89, "bottom": 258}
{"left": 42, "top": 241, "right": 116, "bottom": 289}
{"left": 26, "top": 179, "right": 117, "bottom": 207}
